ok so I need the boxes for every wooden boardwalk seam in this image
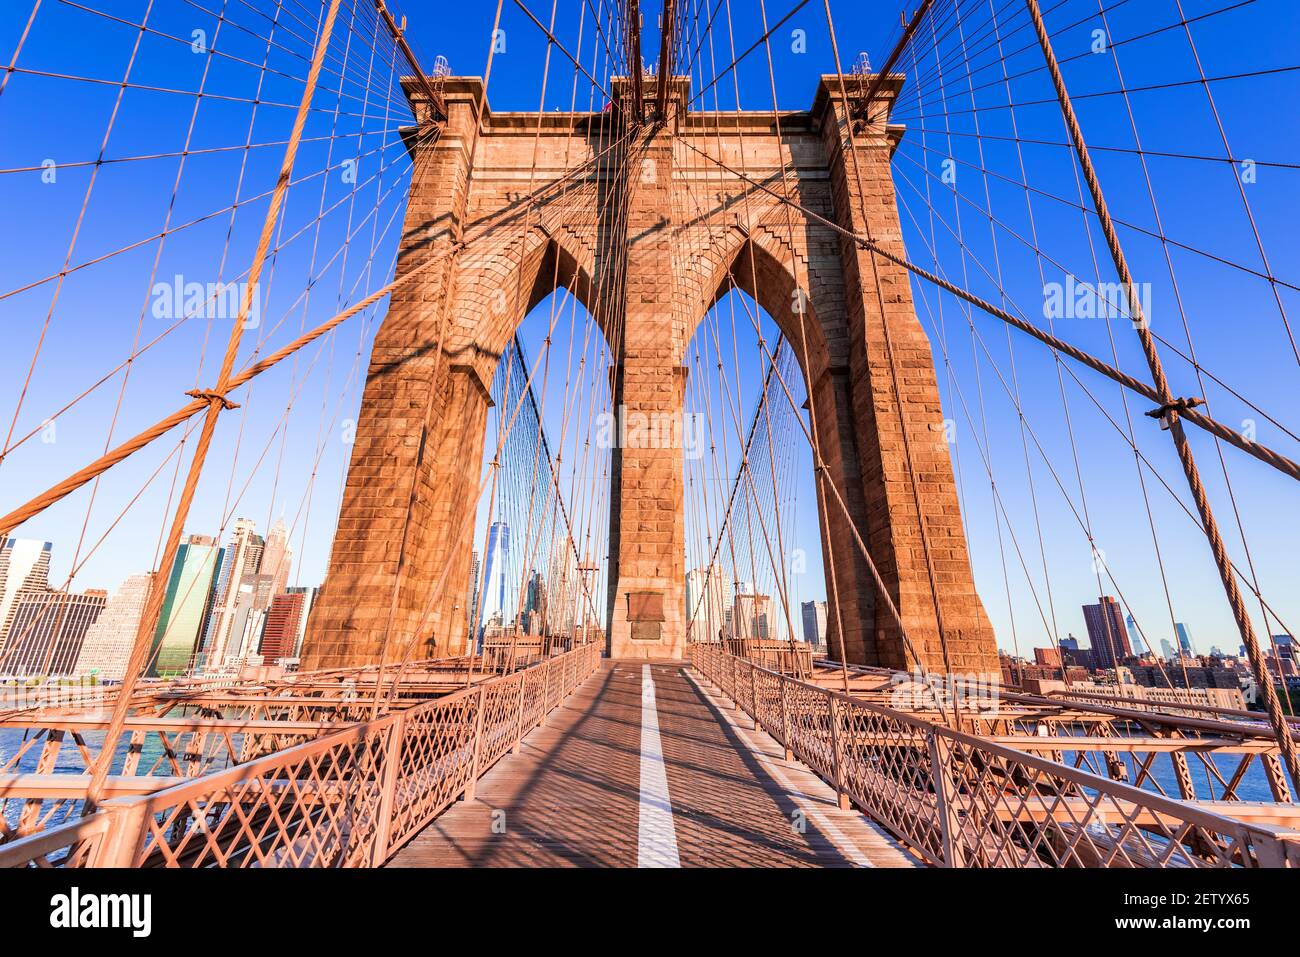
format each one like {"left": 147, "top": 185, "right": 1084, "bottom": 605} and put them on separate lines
{"left": 387, "top": 660, "right": 920, "bottom": 868}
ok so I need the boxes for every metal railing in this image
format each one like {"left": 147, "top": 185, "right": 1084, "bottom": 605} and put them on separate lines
{"left": 693, "top": 644, "right": 1300, "bottom": 868}
{"left": 0, "top": 655, "right": 506, "bottom": 841}
{"left": 802, "top": 658, "right": 1298, "bottom": 805}
{"left": 0, "top": 644, "right": 600, "bottom": 867}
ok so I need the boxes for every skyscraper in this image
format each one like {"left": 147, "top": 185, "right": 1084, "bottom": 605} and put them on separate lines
{"left": 1175, "top": 622, "right": 1194, "bottom": 657}
{"left": 0, "top": 538, "right": 52, "bottom": 657}
{"left": 1125, "top": 614, "right": 1146, "bottom": 655}
{"left": 523, "top": 571, "right": 548, "bottom": 634}
{"left": 466, "top": 551, "right": 480, "bottom": 635}
{"left": 480, "top": 522, "right": 510, "bottom": 634}
{"left": 546, "top": 535, "right": 579, "bottom": 635}
{"left": 0, "top": 589, "right": 107, "bottom": 676}
{"left": 685, "top": 565, "right": 726, "bottom": 642}
{"left": 75, "top": 573, "right": 152, "bottom": 680}
{"left": 801, "top": 600, "right": 828, "bottom": 648}
{"left": 1082, "top": 596, "right": 1131, "bottom": 671}
{"left": 733, "top": 592, "right": 772, "bottom": 641}
{"left": 259, "top": 590, "right": 308, "bottom": 663}
{"left": 202, "top": 519, "right": 264, "bottom": 667}
{"left": 260, "top": 517, "right": 293, "bottom": 595}
{"left": 152, "top": 535, "right": 222, "bottom": 677}
{"left": 284, "top": 585, "right": 317, "bottom": 659}
{"left": 231, "top": 572, "right": 278, "bottom": 662}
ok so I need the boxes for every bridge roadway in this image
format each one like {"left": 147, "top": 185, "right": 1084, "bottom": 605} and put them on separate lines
{"left": 388, "top": 660, "right": 918, "bottom": 867}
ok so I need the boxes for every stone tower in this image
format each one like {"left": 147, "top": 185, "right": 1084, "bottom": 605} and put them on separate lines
{"left": 301, "top": 73, "right": 999, "bottom": 677}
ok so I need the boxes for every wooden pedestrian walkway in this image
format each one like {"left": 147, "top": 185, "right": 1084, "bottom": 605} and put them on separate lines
{"left": 387, "top": 660, "right": 919, "bottom": 868}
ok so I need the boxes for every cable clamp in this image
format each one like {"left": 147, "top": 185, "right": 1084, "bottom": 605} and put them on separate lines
{"left": 186, "top": 388, "right": 239, "bottom": 411}
{"left": 1145, "top": 396, "right": 1203, "bottom": 430}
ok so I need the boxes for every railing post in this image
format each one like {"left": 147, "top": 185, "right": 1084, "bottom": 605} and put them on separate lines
{"left": 928, "top": 732, "right": 965, "bottom": 868}
{"left": 541, "top": 658, "right": 552, "bottom": 724}
{"left": 749, "top": 662, "right": 759, "bottom": 726}
{"left": 464, "top": 684, "right": 487, "bottom": 802}
{"left": 779, "top": 677, "right": 793, "bottom": 761}
{"left": 371, "top": 712, "right": 405, "bottom": 866}
{"left": 93, "top": 800, "right": 150, "bottom": 868}
{"left": 827, "top": 692, "right": 850, "bottom": 810}
{"left": 513, "top": 672, "right": 527, "bottom": 754}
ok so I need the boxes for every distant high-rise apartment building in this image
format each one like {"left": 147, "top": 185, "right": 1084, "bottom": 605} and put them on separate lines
{"left": 1160, "top": 638, "right": 1177, "bottom": 661}
{"left": 733, "top": 592, "right": 772, "bottom": 641}
{"left": 152, "top": 535, "right": 222, "bottom": 677}
{"left": 1034, "top": 646, "right": 1062, "bottom": 668}
{"left": 285, "top": 585, "right": 317, "bottom": 659}
{"left": 1269, "top": 634, "right": 1296, "bottom": 678}
{"left": 230, "top": 572, "right": 279, "bottom": 662}
{"left": 0, "top": 538, "right": 52, "bottom": 657}
{"left": 686, "top": 565, "right": 727, "bottom": 642}
{"left": 0, "top": 589, "right": 107, "bottom": 676}
{"left": 259, "top": 590, "right": 308, "bottom": 663}
{"left": 75, "top": 573, "right": 153, "bottom": 680}
{"left": 801, "top": 599, "right": 827, "bottom": 648}
{"left": 546, "top": 535, "right": 579, "bottom": 635}
{"left": 1083, "top": 596, "right": 1131, "bottom": 671}
{"left": 260, "top": 518, "right": 293, "bottom": 595}
{"left": 1174, "top": 622, "right": 1195, "bottom": 657}
{"left": 523, "top": 571, "right": 547, "bottom": 634}
{"left": 202, "top": 519, "right": 264, "bottom": 667}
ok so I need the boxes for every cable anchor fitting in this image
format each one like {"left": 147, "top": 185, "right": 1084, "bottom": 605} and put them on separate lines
{"left": 1145, "top": 396, "right": 1203, "bottom": 430}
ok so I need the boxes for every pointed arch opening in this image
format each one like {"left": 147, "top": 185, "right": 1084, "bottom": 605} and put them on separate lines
{"left": 462, "top": 237, "right": 614, "bottom": 664}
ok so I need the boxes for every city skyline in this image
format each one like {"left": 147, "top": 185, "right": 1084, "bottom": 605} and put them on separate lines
{"left": 3, "top": 520, "right": 1275, "bottom": 677}
{"left": 0, "top": 513, "right": 315, "bottom": 679}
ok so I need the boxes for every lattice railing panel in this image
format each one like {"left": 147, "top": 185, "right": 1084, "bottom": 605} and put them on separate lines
{"left": 692, "top": 645, "right": 1300, "bottom": 869}
{"left": 0, "top": 645, "right": 600, "bottom": 868}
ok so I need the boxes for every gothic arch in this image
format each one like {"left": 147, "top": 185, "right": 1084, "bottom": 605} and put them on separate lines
{"left": 444, "top": 225, "right": 605, "bottom": 388}
{"left": 681, "top": 222, "right": 877, "bottom": 664}
{"left": 682, "top": 222, "right": 851, "bottom": 389}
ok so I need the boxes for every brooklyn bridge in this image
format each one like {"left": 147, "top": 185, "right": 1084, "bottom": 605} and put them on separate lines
{"left": 0, "top": 0, "right": 1298, "bottom": 869}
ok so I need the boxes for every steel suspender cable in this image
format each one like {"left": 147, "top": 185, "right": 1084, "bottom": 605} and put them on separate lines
{"left": 1023, "top": 0, "right": 1300, "bottom": 793}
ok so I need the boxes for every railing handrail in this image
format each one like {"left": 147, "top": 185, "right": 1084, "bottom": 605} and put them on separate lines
{"left": 806, "top": 654, "right": 1293, "bottom": 740}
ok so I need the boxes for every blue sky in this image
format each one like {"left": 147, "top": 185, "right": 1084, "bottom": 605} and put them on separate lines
{"left": 0, "top": 0, "right": 1296, "bottom": 659}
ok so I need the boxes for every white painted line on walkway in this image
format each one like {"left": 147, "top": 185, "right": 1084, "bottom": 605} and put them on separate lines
{"left": 638, "top": 664, "right": 680, "bottom": 868}
{"left": 683, "top": 667, "right": 876, "bottom": 868}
